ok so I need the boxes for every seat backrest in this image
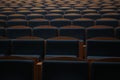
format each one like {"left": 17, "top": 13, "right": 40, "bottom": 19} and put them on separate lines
{"left": 12, "top": 38, "right": 44, "bottom": 57}
{"left": 102, "top": 13, "right": 120, "bottom": 19}
{"left": 42, "top": 61, "right": 89, "bottom": 80}
{"left": 50, "top": 18, "right": 71, "bottom": 27}
{"left": 0, "top": 27, "right": 5, "bottom": 36}
{"left": 96, "top": 18, "right": 119, "bottom": 27}
{"left": 27, "top": 14, "right": 44, "bottom": 20}
{"left": 33, "top": 26, "right": 58, "bottom": 39}
{"left": 8, "top": 14, "right": 26, "bottom": 20}
{"left": 83, "top": 13, "right": 101, "bottom": 20}
{"left": 0, "top": 59, "right": 35, "bottom": 80}
{"left": 73, "top": 18, "right": 95, "bottom": 27}
{"left": 0, "top": 39, "right": 11, "bottom": 55}
{"left": 60, "top": 26, "right": 85, "bottom": 40}
{"left": 87, "top": 39, "right": 120, "bottom": 59}
{"left": 29, "top": 18, "right": 49, "bottom": 27}
{"left": 0, "top": 14, "right": 7, "bottom": 20}
{"left": 6, "top": 26, "right": 32, "bottom": 39}
{"left": 45, "top": 36, "right": 83, "bottom": 59}
{"left": 86, "top": 26, "right": 114, "bottom": 39}
{"left": 115, "top": 27, "right": 120, "bottom": 39}
{"left": 91, "top": 61, "right": 120, "bottom": 80}
{"left": 7, "top": 19, "right": 28, "bottom": 27}
{"left": 45, "top": 13, "right": 62, "bottom": 20}
{"left": 64, "top": 13, "right": 82, "bottom": 20}
{"left": 0, "top": 20, "right": 6, "bottom": 27}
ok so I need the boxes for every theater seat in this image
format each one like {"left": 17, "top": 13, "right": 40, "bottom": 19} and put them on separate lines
{"left": 86, "top": 37, "right": 120, "bottom": 59}
{"left": 91, "top": 60, "right": 120, "bottom": 80}
{"left": 0, "top": 20, "right": 6, "bottom": 27}
{"left": 86, "top": 25, "right": 114, "bottom": 39}
{"left": 73, "top": 18, "right": 95, "bottom": 27}
{"left": 0, "top": 59, "right": 35, "bottom": 80}
{"left": 33, "top": 25, "right": 58, "bottom": 39}
{"left": 11, "top": 36, "right": 44, "bottom": 61}
{"left": 96, "top": 18, "right": 119, "bottom": 27}
{"left": 0, "top": 37, "right": 11, "bottom": 56}
{"left": 42, "top": 61, "right": 89, "bottom": 80}
{"left": 115, "top": 27, "right": 120, "bottom": 39}
{"left": 29, "top": 18, "right": 49, "bottom": 27}
{"left": 50, "top": 18, "right": 71, "bottom": 27}
{"left": 60, "top": 25, "right": 85, "bottom": 40}
{"left": 45, "top": 36, "right": 84, "bottom": 60}
{"left": 6, "top": 26, "right": 32, "bottom": 39}
{"left": 0, "top": 27, "right": 5, "bottom": 36}
{"left": 7, "top": 19, "right": 28, "bottom": 27}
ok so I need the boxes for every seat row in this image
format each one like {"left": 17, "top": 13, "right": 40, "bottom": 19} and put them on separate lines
{"left": 0, "top": 57, "right": 120, "bottom": 80}
{"left": 0, "top": 7, "right": 120, "bottom": 11}
{"left": 0, "top": 13, "right": 120, "bottom": 20}
{"left": 0, "top": 18, "right": 119, "bottom": 27}
{"left": 0, "top": 5, "right": 120, "bottom": 10}
{"left": 0, "top": 0, "right": 120, "bottom": 7}
{"left": 0, "top": 25, "right": 120, "bottom": 39}
{"left": 0, "top": 9, "right": 120, "bottom": 15}
{"left": 42, "top": 59, "right": 120, "bottom": 80}
{"left": 0, "top": 36, "right": 120, "bottom": 61}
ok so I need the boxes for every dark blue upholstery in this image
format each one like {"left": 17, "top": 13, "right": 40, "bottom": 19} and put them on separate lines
{"left": 64, "top": 13, "right": 81, "bottom": 20}
{"left": 44, "top": 7, "right": 56, "bottom": 11}
{"left": 42, "top": 61, "right": 89, "bottom": 80}
{"left": 29, "top": 19, "right": 49, "bottom": 27}
{"left": 0, "top": 60, "right": 34, "bottom": 80}
{"left": 65, "top": 9, "right": 80, "bottom": 14}
{"left": 74, "top": 6, "right": 87, "bottom": 10}
{"left": 0, "top": 39, "right": 11, "bottom": 56}
{"left": 32, "top": 10, "right": 47, "bottom": 15}
{"left": 0, "top": 11, "right": 15, "bottom": 15}
{"left": 60, "top": 26, "right": 85, "bottom": 40}
{"left": 81, "top": 9, "right": 97, "bottom": 14}
{"left": 8, "top": 14, "right": 26, "bottom": 20}
{"left": 83, "top": 13, "right": 101, "bottom": 20}
{"left": 88, "top": 6, "right": 101, "bottom": 11}
{"left": 73, "top": 18, "right": 95, "bottom": 27}
{"left": 33, "top": 26, "right": 58, "bottom": 39}
{"left": 45, "top": 14, "right": 62, "bottom": 20}
{"left": 0, "top": 14, "right": 7, "bottom": 20}
{"left": 6, "top": 27, "right": 32, "bottom": 39}
{"left": 86, "top": 26, "right": 114, "bottom": 39}
{"left": 7, "top": 19, "right": 27, "bottom": 27}
{"left": 91, "top": 62, "right": 120, "bottom": 80}
{"left": 16, "top": 10, "right": 31, "bottom": 15}
{"left": 27, "top": 14, "right": 44, "bottom": 20}
{"left": 87, "top": 40, "right": 120, "bottom": 59}
{"left": 99, "top": 9, "right": 116, "bottom": 14}
{"left": 12, "top": 39, "right": 44, "bottom": 60}
{"left": 50, "top": 18, "right": 71, "bottom": 27}
{"left": 0, "top": 20, "right": 6, "bottom": 27}
{"left": 96, "top": 18, "right": 119, "bottom": 27}
{"left": 0, "top": 27, "right": 5, "bottom": 36}
{"left": 102, "top": 13, "right": 120, "bottom": 19}
{"left": 46, "top": 37, "right": 81, "bottom": 58}
{"left": 115, "top": 27, "right": 120, "bottom": 39}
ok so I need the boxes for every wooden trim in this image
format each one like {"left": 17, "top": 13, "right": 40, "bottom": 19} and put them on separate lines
{"left": 79, "top": 41, "right": 84, "bottom": 60}
{"left": 45, "top": 56, "right": 80, "bottom": 61}
{"left": 36, "top": 62, "right": 42, "bottom": 80}
{"left": 89, "top": 58, "right": 120, "bottom": 62}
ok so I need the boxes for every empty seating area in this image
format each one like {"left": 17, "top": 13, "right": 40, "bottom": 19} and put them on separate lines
{"left": 0, "top": 0, "right": 120, "bottom": 80}
{"left": 1, "top": 57, "right": 120, "bottom": 80}
{"left": 0, "top": 0, "right": 120, "bottom": 40}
